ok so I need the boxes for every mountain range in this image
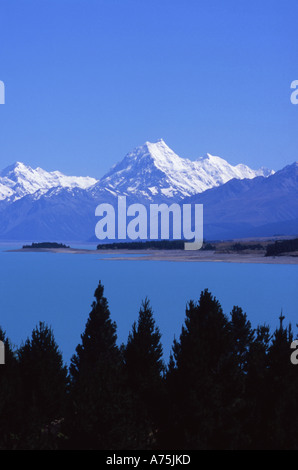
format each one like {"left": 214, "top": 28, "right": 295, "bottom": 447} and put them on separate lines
{"left": 0, "top": 139, "right": 296, "bottom": 242}
{"left": 184, "top": 161, "right": 298, "bottom": 239}
{"left": 0, "top": 161, "right": 97, "bottom": 202}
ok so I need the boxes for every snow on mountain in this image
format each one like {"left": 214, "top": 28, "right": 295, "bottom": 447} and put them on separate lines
{"left": 196, "top": 153, "right": 274, "bottom": 182}
{"left": 182, "top": 161, "right": 298, "bottom": 239}
{"left": 0, "top": 140, "right": 281, "bottom": 241}
{"left": 91, "top": 139, "right": 274, "bottom": 202}
{"left": 0, "top": 181, "right": 14, "bottom": 200}
{"left": 0, "top": 141, "right": 273, "bottom": 204}
{"left": 0, "top": 161, "right": 98, "bottom": 202}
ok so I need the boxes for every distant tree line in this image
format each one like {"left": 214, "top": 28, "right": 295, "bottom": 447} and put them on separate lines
{"left": 265, "top": 238, "right": 298, "bottom": 257}
{"left": 22, "top": 242, "right": 70, "bottom": 249}
{"left": 231, "top": 242, "right": 263, "bottom": 251}
{"left": 97, "top": 240, "right": 216, "bottom": 250}
{"left": 0, "top": 282, "right": 298, "bottom": 450}
{"left": 97, "top": 240, "right": 185, "bottom": 250}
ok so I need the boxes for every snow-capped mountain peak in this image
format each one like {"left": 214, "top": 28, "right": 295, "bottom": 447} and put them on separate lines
{"left": 0, "top": 141, "right": 274, "bottom": 205}
{"left": 93, "top": 140, "right": 274, "bottom": 202}
{"left": 0, "top": 161, "right": 98, "bottom": 202}
{"left": 196, "top": 152, "right": 274, "bottom": 181}
{"left": 0, "top": 141, "right": 295, "bottom": 242}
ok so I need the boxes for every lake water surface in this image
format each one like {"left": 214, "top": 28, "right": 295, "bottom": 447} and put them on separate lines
{"left": 0, "top": 244, "right": 297, "bottom": 365}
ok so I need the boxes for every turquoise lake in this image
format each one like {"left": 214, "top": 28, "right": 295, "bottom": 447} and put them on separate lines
{"left": 0, "top": 244, "right": 297, "bottom": 366}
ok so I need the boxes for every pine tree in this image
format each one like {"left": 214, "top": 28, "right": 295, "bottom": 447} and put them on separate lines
{"left": 165, "top": 290, "right": 242, "bottom": 450}
{"left": 123, "top": 298, "right": 165, "bottom": 448}
{"left": 17, "top": 322, "right": 69, "bottom": 449}
{"left": 242, "top": 324, "right": 271, "bottom": 449}
{"left": 265, "top": 314, "right": 298, "bottom": 449}
{"left": 0, "top": 327, "right": 21, "bottom": 449}
{"left": 229, "top": 306, "right": 254, "bottom": 374}
{"left": 67, "top": 281, "right": 135, "bottom": 450}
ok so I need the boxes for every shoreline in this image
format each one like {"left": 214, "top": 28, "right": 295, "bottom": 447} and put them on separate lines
{"left": 6, "top": 247, "right": 298, "bottom": 264}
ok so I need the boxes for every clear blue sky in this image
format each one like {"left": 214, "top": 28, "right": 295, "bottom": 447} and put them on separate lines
{"left": 0, "top": 0, "right": 297, "bottom": 178}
